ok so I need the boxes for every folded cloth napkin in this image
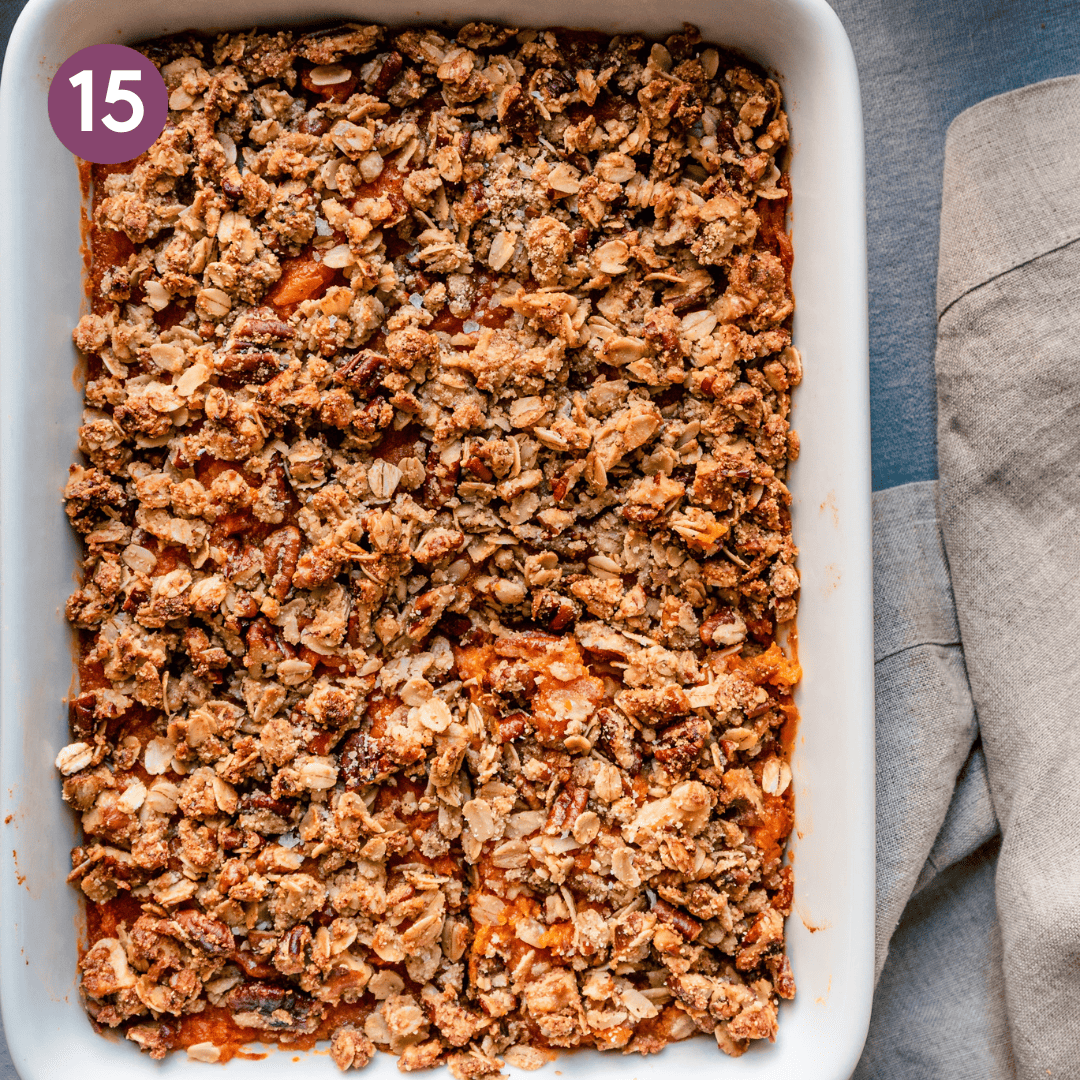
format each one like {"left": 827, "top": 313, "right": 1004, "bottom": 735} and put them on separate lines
{"left": 853, "top": 73, "right": 1080, "bottom": 1078}
{"left": 855, "top": 482, "right": 1009, "bottom": 1079}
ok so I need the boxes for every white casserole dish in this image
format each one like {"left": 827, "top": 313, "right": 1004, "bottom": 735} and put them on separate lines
{"left": 0, "top": 1, "right": 872, "bottom": 1077}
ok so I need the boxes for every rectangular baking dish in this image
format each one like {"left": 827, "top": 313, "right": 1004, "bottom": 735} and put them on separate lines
{"left": 0, "top": 1, "right": 872, "bottom": 1077}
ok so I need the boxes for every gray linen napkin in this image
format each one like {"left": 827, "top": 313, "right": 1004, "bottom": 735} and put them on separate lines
{"left": 854, "top": 73, "right": 1080, "bottom": 1079}
{"left": 855, "top": 483, "right": 1010, "bottom": 1078}
{"left": 935, "top": 73, "right": 1080, "bottom": 1080}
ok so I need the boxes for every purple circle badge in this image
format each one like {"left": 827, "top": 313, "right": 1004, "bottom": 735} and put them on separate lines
{"left": 48, "top": 43, "right": 168, "bottom": 164}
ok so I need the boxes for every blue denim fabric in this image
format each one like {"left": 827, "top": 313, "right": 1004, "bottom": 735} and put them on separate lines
{"left": 829, "top": 0, "right": 1080, "bottom": 489}
{"left": 0, "top": 0, "right": 21, "bottom": 71}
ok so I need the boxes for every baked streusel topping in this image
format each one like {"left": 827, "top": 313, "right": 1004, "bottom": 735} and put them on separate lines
{"left": 59, "top": 21, "right": 801, "bottom": 1072}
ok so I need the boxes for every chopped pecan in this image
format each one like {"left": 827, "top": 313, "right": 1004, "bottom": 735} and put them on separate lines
{"left": 173, "top": 909, "right": 235, "bottom": 956}
{"left": 495, "top": 711, "right": 531, "bottom": 743}
{"left": 421, "top": 447, "right": 460, "bottom": 509}
{"left": 218, "top": 309, "right": 294, "bottom": 384}
{"left": 652, "top": 898, "right": 702, "bottom": 941}
{"left": 227, "top": 981, "right": 324, "bottom": 1031}
{"left": 653, "top": 716, "right": 708, "bottom": 774}
{"left": 264, "top": 525, "right": 301, "bottom": 601}
{"left": 531, "top": 589, "right": 579, "bottom": 632}
{"left": 338, "top": 730, "right": 394, "bottom": 788}
{"left": 596, "top": 707, "right": 642, "bottom": 772}
{"left": 543, "top": 785, "right": 588, "bottom": 836}
{"left": 334, "top": 351, "right": 387, "bottom": 397}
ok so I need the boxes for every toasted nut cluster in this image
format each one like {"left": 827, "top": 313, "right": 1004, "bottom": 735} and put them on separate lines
{"left": 62, "top": 20, "right": 801, "bottom": 1071}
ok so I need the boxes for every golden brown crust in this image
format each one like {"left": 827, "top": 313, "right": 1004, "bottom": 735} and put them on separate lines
{"left": 60, "top": 21, "right": 801, "bottom": 1070}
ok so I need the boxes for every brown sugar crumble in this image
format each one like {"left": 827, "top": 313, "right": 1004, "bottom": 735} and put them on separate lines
{"left": 59, "top": 20, "right": 801, "bottom": 1072}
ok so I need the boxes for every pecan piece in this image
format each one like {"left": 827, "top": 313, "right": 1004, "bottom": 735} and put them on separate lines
{"left": 531, "top": 589, "right": 579, "bottom": 632}
{"left": 339, "top": 730, "right": 395, "bottom": 789}
{"left": 274, "top": 924, "right": 312, "bottom": 975}
{"left": 768, "top": 953, "right": 796, "bottom": 1000}
{"left": 227, "top": 981, "right": 324, "bottom": 1032}
{"left": 771, "top": 865, "right": 794, "bottom": 916}
{"left": 232, "top": 950, "right": 277, "bottom": 980}
{"left": 495, "top": 711, "right": 531, "bottom": 743}
{"left": 652, "top": 898, "right": 702, "bottom": 941}
{"left": 700, "top": 606, "right": 748, "bottom": 647}
{"left": 596, "top": 707, "right": 642, "bottom": 772}
{"left": 543, "top": 784, "right": 588, "bottom": 836}
{"left": 334, "top": 351, "right": 387, "bottom": 397}
{"left": 217, "top": 309, "right": 294, "bottom": 384}
{"left": 486, "top": 659, "right": 537, "bottom": 697}
{"left": 403, "top": 584, "right": 455, "bottom": 644}
{"left": 422, "top": 447, "right": 460, "bottom": 508}
{"left": 240, "top": 790, "right": 296, "bottom": 817}
{"left": 244, "top": 616, "right": 285, "bottom": 667}
{"left": 264, "top": 525, "right": 301, "bottom": 601}
{"left": 372, "top": 51, "right": 404, "bottom": 95}
{"left": 653, "top": 716, "right": 708, "bottom": 774}
{"left": 173, "top": 909, "right": 235, "bottom": 956}
{"left": 70, "top": 691, "right": 97, "bottom": 740}
{"left": 735, "top": 907, "right": 783, "bottom": 971}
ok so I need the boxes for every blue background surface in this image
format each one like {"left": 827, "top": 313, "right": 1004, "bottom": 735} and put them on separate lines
{"left": 829, "top": 0, "right": 1080, "bottom": 488}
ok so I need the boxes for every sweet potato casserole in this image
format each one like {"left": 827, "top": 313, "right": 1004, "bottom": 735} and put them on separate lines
{"left": 57, "top": 20, "right": 802, "bottom": 1072}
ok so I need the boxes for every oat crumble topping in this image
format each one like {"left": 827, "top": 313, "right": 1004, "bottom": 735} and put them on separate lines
{"left": 60, "top": 21, "right": 801, "bottom": 1071}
